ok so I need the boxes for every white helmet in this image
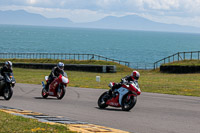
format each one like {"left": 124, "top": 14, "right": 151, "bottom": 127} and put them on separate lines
{"left": 57, "top": 62, "right": 64, "bottom": 70}
{"left": 131, "top": 70, "right": 140, "bottom": 80}
{"left": 5, "top": 61, "right": 12, "bottom": 69}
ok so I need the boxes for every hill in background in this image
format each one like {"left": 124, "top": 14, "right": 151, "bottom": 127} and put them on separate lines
{"left": 0, "top": 10, "right": 73, "bottom": 27}
{"left": 1, "top": 10, "right": 200, "bottom": 33}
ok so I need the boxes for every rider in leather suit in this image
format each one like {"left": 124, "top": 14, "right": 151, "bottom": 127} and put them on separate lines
{"left": 45, "top": 62, "right": 65, "bottom": 91}
{"left": 0, "top": 61, "right": 13, "bottom": 78}
{"left": 109, "top": 70, "right": 140, "bottom": 96}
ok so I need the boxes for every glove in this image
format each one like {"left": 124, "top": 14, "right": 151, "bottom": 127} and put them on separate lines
{"left": 121, "top": 78, "right": 127, "bottom": 84}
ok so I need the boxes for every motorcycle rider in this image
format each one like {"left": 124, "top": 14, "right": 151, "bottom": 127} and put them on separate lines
{"left": 0, "top": 61, "right": 13, "bottom": 78}
{"left": 44, "top": 62, "right": 65, "bottom": 91}
{"left": 109, "top": 70, "right": 141, "bottom": 96}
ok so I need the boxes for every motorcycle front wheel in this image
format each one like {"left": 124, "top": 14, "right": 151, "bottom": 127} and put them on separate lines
{"left": 3, "top": 85, "right": 13, "bottom": 100}
{"left": 57, "top": 88, "right": 66, "bottom": 99}
{"left": 98, "top": 91, "right": 109, "bottom": 109}
{"left": 121, "top": 92, "right": 137, "bottom": 111}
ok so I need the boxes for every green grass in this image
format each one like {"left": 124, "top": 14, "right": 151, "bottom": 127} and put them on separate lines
{"left": 162, "top": 60, "right": 200, "bottom": 66}
{"left": 140, "top": 70, "right": 200, "bottom": 96}
{"left": 0, "top": 110, "right": 74, "bottom": 133}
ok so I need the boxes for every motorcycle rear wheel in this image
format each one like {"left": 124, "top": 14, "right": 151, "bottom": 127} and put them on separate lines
{"left": 3, "top": 85, "right": 13, "bottom": 100}
{"left": 57, "top": 88, "right": 66, "bottom": 99}
{"left": 98, "top": 91, "right": 109, "bottom": 109}
{"left": 41, "top": 88, "right": 48, "bottom": 98}
{"left": 121, "top": 92, "right": 137, "bottom": 111}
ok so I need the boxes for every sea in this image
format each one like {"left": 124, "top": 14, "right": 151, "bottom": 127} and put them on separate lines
{"left": 0, "top": 24, "right": 200, "bottom": 69}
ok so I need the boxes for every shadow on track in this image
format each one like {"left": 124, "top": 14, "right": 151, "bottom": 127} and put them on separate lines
{"left": 95, "top": 107, "right": 128, "bottom": 112}
{"left": 34, "top": 97, "right": 58, "bottom": 100}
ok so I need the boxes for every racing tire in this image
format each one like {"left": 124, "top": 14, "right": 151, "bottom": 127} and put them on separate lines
{"left": 57, "top": 88, "right": 66, "bottom": 99}
{"left": 41, "top": 88, "right": 48, "bottom": 98}
{"left": 98, "top": 91, "right": 109, "bottom": 109}
{"left": 3, "top": 86, "right": 13, "bottom": 100}
{"left": 121, "top": 92, "right": 137, "bottom": 111}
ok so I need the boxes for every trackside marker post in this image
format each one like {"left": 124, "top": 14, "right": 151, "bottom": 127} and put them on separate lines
{"left": 96, "top": 76, "right": 100, "bottom": 82}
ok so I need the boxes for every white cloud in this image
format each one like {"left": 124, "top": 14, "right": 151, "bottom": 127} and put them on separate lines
{"left": 27, "top": 0, "right": 36, "bottom": 5}
{"left": 142, "top": 0, "right": 179, "bottom": 10}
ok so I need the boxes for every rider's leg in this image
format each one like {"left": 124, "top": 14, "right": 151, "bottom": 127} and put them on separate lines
{"left": 45, "top": 82, "right": 50, "bottom": 91}
{"left": 110, "top": 83, "right": 122, "bottom": 96}
{"left": 109, "top": 85, "right": 117, "bottom": 96}
{"left": 45, "top": 76, "right": 53, "bottom": 91}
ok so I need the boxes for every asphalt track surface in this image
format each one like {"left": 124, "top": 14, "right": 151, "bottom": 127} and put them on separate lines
{"left": 0, "top": 83, "right": 200, "bottom": 133}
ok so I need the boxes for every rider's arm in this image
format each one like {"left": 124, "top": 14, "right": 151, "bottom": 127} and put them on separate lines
{"left": 134, "top": 81, "right": 140, "bottom": 89}
{"left": 126, "top": 76, "right": 133, "bottom": 82}
{"left": 60, "top": 70, "right": 65, "bottom": 76}
{"left": 121, "top": 75, "right": 132, "bottom": 83}
{"left": 53, "top": 67, "right": 64, "bottom": 77}
{"left": 0, "top": 67, "right": 8, "bottom": 76}
{"left": 51, "top": 67, "right": 56, "bottom": 77}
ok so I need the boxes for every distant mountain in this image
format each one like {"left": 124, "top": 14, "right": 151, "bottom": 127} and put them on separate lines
{"left": 0, "top": 10, "right": 73, "bottom": 27}
{"left": 0, "top": 10, "right": 200, "bottom": 33}
{"left": 78, "top": 15, "right": 200, "bottom": 33}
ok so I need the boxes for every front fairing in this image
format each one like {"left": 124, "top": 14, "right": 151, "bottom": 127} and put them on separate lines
{"left": 4, "top": 72, "right": 16, "bottom": 84}
{"left": 61, "top": 76, "right": 69, "bottom": 84}
{"left": 124, "top": 81, "right": 141, "bottom": 95}
{"left": 60, "top": 72, "right": 69, "bottom": 84}
{"left": 116, "top": 87, "right": 129, "bottom": 105}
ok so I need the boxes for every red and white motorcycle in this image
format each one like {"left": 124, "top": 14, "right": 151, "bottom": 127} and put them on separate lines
{"left": 98, "top": 80, "right": 141, "bottom": 111}
{"left": 41, "top": 73, "right": 69, "bottom": 99}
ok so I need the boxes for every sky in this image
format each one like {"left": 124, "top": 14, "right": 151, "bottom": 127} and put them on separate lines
{"left": 0, "top": 0, "right": 200, "bottom": 27}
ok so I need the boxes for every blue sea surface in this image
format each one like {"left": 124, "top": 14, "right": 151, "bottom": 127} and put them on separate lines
{"left": 0, "top": 25, "right": 200, "bottom": 68}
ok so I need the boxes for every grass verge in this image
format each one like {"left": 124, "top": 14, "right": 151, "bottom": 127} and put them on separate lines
{"left": 0, "top": 110, "right": 74, "bottom": 133}
{"left": 162, "top": 60, "right": 200, "bottom": 66}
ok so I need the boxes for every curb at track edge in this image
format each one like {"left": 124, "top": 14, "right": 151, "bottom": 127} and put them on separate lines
{"left": 0, "top": 105, "right": 130, "bottom": 133}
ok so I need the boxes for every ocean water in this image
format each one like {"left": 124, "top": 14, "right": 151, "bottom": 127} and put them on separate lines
{"left": 0, "top": 25, "right": 200, "bottom": 68}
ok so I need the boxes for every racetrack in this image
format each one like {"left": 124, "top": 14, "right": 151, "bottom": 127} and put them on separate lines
{"left": 0, "top": 83, "right": 200, "bottom": 133}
